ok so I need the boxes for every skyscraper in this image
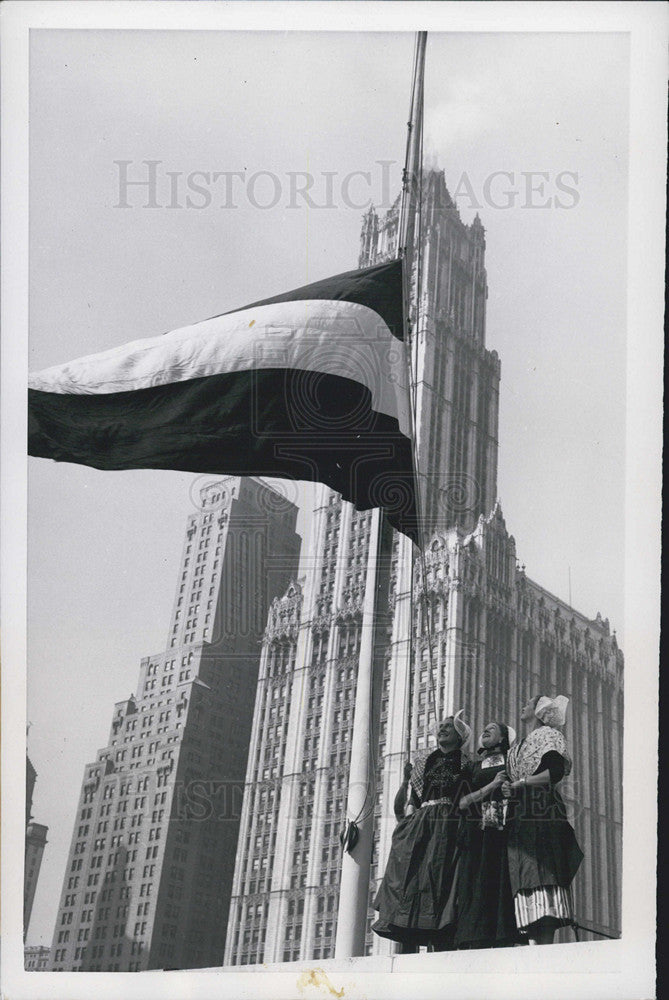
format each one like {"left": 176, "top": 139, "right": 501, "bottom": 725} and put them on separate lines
{"left": 224, "top": 171, "right": 624, "bottom": 965}
{"left": 359, "top": 176, "right": 500, "bottom": 537}
{"left": 49, "top": 476, "right": 300, "bottom": 971}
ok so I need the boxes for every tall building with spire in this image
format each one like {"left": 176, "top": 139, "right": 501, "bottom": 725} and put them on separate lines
{"left": 49, "top": 476, "right": 300, "bottom": 971}
{"left": 223, "top": 171, "right": 624, "bottom": 965}
{"left": 359, "top": 177, "right": 499, "bottom": 536}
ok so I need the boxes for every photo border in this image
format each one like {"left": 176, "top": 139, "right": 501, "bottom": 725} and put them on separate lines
{"left": 2, "top": 3, "right": 664, "bottom": 998}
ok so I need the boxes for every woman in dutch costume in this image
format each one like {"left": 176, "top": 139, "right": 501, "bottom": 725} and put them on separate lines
{"left": 501, "top": 694, "right": 584, "bottom": 945}
{"left": 372, "top": 710, "right": 472, "bottom": 952}
{"left": 454, "top": 721, "right": 520, "bottom": 949}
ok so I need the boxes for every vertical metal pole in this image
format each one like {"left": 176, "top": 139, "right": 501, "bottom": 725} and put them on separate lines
{"left": 399, "top": 31, "right": 427, "bottom": 269}
{"left": 399, "top": 29, "right": 427, "bottom": 750}
{"left": 334, "top": 508, "right": 384, "bottom": 958}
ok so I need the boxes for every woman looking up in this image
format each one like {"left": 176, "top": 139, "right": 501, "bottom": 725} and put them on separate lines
{"left": 372, "top": 711, "right": 472, "bottom": 952}
{"left": 454, "top": 720, "right": 520, "bottom": 950}
{"left": 501, "top": 694, "right": 583, "bottom": 945}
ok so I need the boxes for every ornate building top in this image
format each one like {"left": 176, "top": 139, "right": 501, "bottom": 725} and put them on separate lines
{"left": 414, "top": 499, "right": 623, "bottom": 685}
{"left": 264, "top": 579, "right": 303, "bottom": 643}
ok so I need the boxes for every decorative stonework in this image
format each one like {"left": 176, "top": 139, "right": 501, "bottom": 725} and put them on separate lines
{"left": 335, "top": 585, "right": 364, "bottom": 621}
{"left": 311, "top": 613, "right": 332, "bottom": 635}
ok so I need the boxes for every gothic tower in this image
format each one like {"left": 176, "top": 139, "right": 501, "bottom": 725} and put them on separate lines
{"left": 360, "top": 173, "right": 500, "bottom": 536}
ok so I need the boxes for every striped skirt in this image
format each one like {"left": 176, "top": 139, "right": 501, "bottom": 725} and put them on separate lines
{"left": 514, "top": 884, "right": 574, "bottom": 932}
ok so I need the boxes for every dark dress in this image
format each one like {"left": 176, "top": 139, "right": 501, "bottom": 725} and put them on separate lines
{"left": 454, "top": 754, "right": 519, "bottom": 949}
{"left": 372, "top": 747, "right": 469, "bottom": 948}
{"left": 505, "top": 727, "right": 584, "bottom": 932}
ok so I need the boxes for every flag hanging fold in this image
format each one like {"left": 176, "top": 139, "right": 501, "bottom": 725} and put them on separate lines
{"left": 28, "top": 259, "right": 419, "bottom": 541}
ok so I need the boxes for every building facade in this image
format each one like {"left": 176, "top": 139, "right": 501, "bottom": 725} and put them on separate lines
{"left": 24, "top": 944, "right": 51, "bottom": 971}
{"left": 224, "top": 498, "right": 393, "bottom": 965}
{"left": 224, "top": 171, "right": 624, "bottom": 964}
{"left": 49, "top": 476, "right": 300, "bottom": 971}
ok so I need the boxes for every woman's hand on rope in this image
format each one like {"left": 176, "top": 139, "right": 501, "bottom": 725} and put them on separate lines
{"left": 476, "top": 772, "right": 507, "bottom": 803}
{"left": 500, "top": 780, "right": 514, "bottom": 798}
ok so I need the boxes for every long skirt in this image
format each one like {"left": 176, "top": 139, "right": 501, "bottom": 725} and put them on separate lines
{"left": 454, "top": 823, "right": 519, "bottom": 948}
{"left": 505, "top": 787, "right": 583, "bottom": 933}
{"left": 372, "top": 803, "right": 460, "bottom": 947}
{"left": 506, "top": 814, "right": 583, "bottom": 894}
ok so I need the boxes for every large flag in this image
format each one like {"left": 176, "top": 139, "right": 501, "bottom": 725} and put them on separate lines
{"left": 28, "top": 259, "right": 419, "bottom": 541}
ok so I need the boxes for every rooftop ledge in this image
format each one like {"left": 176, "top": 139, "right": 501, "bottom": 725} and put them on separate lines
{"left": 188, "top": 939, "right": 622, "bottom": 999}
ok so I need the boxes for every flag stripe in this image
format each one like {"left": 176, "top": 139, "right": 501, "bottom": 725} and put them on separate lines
{"left": 28, "top": 298, "right": 410, "bottom": 437}
{"left": 222, "top": 259, "right": 404, "bottom": 339}
{"left": 29, "top": 368, "right": 419, "bottom": 541}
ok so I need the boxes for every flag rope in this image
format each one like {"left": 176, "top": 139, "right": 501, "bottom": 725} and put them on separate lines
{"left": 345, "top": 32, "right": 430, "bottom": 832}
{"left": 412, "top": 72, "right": 441, "bottom": 734}
{"left": 342, "top": 31, "right": 439, "bottom": 833}
{"left": 398, "top": 32, "right": 441, "bottom": 763}
{"left": 400, "top": 32, "right": 421, "bottom": 768}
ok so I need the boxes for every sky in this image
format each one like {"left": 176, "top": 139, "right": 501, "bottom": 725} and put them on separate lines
{"left": 25, "top": 29, "right": 629, "bottom": 946}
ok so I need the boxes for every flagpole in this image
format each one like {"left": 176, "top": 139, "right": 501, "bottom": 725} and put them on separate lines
{"left": 398, "top": 31, "right": 427, "bottom": 763}
{"left": 334, "top": 31, "right": 427, "bottom": 960}
{"left": 333, "top": 506, "right": 387, "bottom": 959}
{"left": 400, "top": 31, "right": 427, "bottom": 273}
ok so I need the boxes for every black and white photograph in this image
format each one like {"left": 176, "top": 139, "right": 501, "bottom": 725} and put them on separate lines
{"left": 1, "top": 3, "right": 664, "bottom": 999}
